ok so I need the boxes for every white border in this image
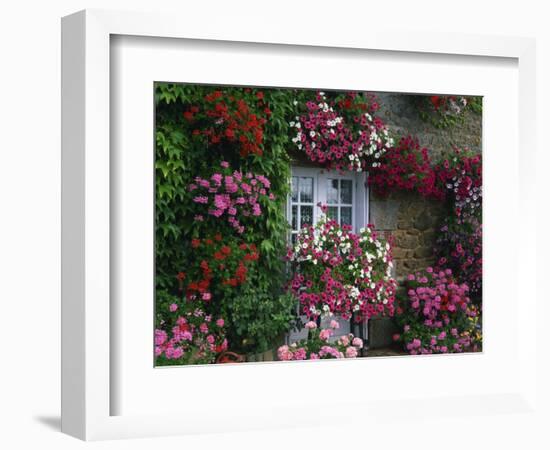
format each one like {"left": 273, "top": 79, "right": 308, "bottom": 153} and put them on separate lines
{"left": 61, "top": 9, "right": 537, "bottom": 441}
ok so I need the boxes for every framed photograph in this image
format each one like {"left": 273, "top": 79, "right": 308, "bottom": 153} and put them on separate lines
{"left": 62, "top": 9, "right": 537, "bottom": 441}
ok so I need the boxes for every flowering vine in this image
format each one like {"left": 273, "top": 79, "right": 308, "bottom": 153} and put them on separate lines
{"left": 189, "top": 161, "right": 274, "bottom": 234}
{"left": 183, "top": 88, "right": 270, "bottom": 157}
{"left": 176, "top": 235, "right": 260, "bottom": 303}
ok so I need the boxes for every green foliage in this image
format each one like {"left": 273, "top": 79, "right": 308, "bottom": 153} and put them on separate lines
{"left": 155, "top": 82, "right": 307, "bottom": 355}
{"left": 412, "top": 94, "right": 483, "bottom": 129}
{"left": 223, "top": 281, "right": 298, "bottom": 354}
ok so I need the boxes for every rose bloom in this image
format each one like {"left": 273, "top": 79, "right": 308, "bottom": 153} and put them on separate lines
{"left": 340, "top": 335, "right": 350, "bottom": 346}
{"left": 216, "top": 318, "right": 224, "bottom": 327}
{"left": 345, "top": 346, "right": 358, "bottom": 358}
{"left": 330, "top": 319, "right": 340, "bottom": 329}
{"left": 352, "top": 337, "right": 363, "bottom": 348}
{"left": 169, "top": 303, "right": 178, "bottom": 312}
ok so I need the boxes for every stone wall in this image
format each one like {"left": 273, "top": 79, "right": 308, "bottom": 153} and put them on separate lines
{"left": 369, "top": 92, "right": 482, "bottom": 280}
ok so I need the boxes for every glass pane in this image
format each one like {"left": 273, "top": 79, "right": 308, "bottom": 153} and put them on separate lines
{"left": 291, "top": 205, "right": 298, "bottom": 230}
{"left": 291, "top": 233, "right": 297, "bottom": 245}
{"left": 299, "top": 177, "right": 313, "bottom": 203}
{"left": 291, "top": 177, "right": 298, "bottom": 202}
{"left": 340, "top": 179, "right": 353, "bottom": 204}
{"left": 300, "top": 205, "right": 313, "bottom": 227}
{"left": 341, "top": 207, "right": 352, "bottom": 226}
{"left": 327, "top": 206, "right": 338, "bottom": 222}
{"left": 327, "top": 179, "right": 339, "bottom": 204}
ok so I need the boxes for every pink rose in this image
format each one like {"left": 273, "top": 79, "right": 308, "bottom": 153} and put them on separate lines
{"left": 216, "top": 318, "right": 224, "bottom": 327}
{"left": 345, "top": 346, "right": 358, "bottom": 358}
{"left": 330, "top": 319, "right": 340, "bottom": 329}
{"left": 169, "top": 303, "right": 178, "bottom": 312}
{"left": 352, "top": 337, "right": 363, "bottom": 349}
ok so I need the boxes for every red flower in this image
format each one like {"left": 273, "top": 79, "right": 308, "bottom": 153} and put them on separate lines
{"left": 176, "top": 272, "right": 186, "bottom": 281}
{"left": 191, "top": 239, "right": 201, "bottom": 248}
{"left": 256, "top": 91, "right": 264, "bottom": 100}
{"left": 183, "top": 111, "right": 194, "bottom": 121}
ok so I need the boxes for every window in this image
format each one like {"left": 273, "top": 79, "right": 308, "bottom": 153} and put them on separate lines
{"left": 287, "top": 166, "right": 368, "bottom": 238}
{"left": 326, "top": 178, "right": 354, "bottom": 226}
{"left": 289, "top": 176, "right": 315, "bottom": 244}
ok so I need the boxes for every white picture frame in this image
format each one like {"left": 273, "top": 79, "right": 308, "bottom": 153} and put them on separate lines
{"left": 61, "top": 9, "right": 538, "bottom": 441}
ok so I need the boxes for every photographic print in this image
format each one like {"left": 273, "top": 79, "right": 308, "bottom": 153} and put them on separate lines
{"left": 154, "top": 84, "right": 482, "bottom": 366}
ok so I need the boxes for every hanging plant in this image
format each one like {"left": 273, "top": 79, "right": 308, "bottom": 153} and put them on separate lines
{"left": 287, "top": 211, "right": 396, "bottom": 323}
{"left": 289, "top": 91, "right": 394, "bottom": 172}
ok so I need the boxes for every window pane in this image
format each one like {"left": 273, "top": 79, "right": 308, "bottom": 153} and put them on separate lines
{"left": 327, "top": 206, "right": 338, "bottom": 222}
{"left": 291, "top": 233, "right": 297, "bottom": 245}
{"left": 300, "top": 205, "right": 313, "bottom": 227}
{"left": 299, "top": 177, "right": 313, "bottom": 203}
{"left": 327, "top": 179, "right": 339, "bottom": 204}
{"left": 341, "top": 207, "right": 352, "bottom": 226}
{"left": 340, "top": 179, "right": 353, "bottom": 204}
{"left": 291, "top": 205, "right": 298, "bottom": 230}
{"left": 291, "top": 177, "right": 298, "bottom": 202}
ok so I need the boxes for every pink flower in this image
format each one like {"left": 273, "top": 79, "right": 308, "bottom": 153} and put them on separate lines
{"left": 220, "top": 161, "right": 229, "bottom": 168}
{"left": 181, "top": 331, "right": 192, "bottom": 341}
{"left": 294, "top": 348, "right": 307, "bottom": 360}
{"left": 202, "top": 292, "right": 212, "bottom": 301}
{"left": 352, "top": 337, "right": 363, "bottom": 348}
{"left": 154, "top": 329, "right": 167, "bottom": 346}
{"left": 340, "top": 335, "right": 350, "bottom": 346}
{"left": 277, "top": 345, "right": 293, "bottom": 361}
{"left": 206, "top": 335, "right": 215, "bottom": 344}
{"left": 169, "top": 303, "right": 178, "bottom": 312}
{"left": 330, "top": 319, "right": 340, "bottom": 329}
{"left": 216, "top": 318, "right": 224, "bottom": 327}
{"left": 305, "top": 321, "right": 317, "bottom": 330}
{"left": 309, "top": 353, "right": 320, "bottom": 360}
{"left": 319, "top": 329, "right": 333, "bottom": 341}
{"left": 199, "top": 323, "right": 209, "bottom": 333}
{"left": 345, "top": 346, "right": 358, "bottom": 358}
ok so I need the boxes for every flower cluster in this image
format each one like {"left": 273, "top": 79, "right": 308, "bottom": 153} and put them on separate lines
{"left": 177, "top": 235, "right": 260, "bottom": 302}
{"left": 434, "top": 148, "right": 482, "bottom": 222}
{"left": 155, "top": 302, "right": 228, "bottom": 365}
{"left": 368, "top": 136, "right": 444, "bottom": 199}
{"left": 435, "top": 219, "right": 482, "bottom": 296}
{"left": 287, "top": 214, "right": 396, "bottom": 322}
{"left": 189, "top": 161, "right": 274, "bottom": 234}
{"left": 416, "top": 95, "right": 470, "bottom": 128}
{"left": 290, "top": 92, "right": 393, "bottom": 172}
{"left": 183, "top": 89, "right": 270, "bottom": 157}
{"left": 394, "top": 267, "right": 482, "bottom": 355}
{"left": 277, "top": 320, "right": 364, "bottom": 360}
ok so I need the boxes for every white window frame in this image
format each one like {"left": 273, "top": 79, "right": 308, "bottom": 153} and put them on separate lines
{"left": 287, "top": 166, "right": 369, "bottom": 234}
